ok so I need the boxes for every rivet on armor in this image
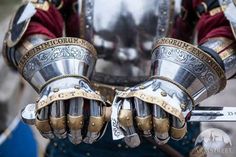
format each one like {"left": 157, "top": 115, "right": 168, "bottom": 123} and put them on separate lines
{"left": 86, "top": 152, "right": 90, "bottom": 156}
{"left": 92, "top": 122, "right": 95, "bottom": 126}
{"left": 53, "top": 88, "right": 59, "bottom": 92}
{"left": 153, "top": 146, "right": 157, "bottom": 149}
{"left": 161, "top": 91, "right": 167, "bottom": 97}
{"left": 74, "top": 85, "right": 80, "bottom": 89}
{"left": 117, "top": 144, "right": 122, "bottom": 148}
{"left": 125, "top": 145, "right": 129, "bottom": 149}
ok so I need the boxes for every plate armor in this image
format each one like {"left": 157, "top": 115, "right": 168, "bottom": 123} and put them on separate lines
{"left": 2, "top": 0, "right": 236, "bottom": 156}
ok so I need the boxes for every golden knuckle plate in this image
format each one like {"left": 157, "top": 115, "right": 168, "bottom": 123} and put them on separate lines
{"left": 67, "top": 115, "right": 84, "bottom": 130}
{"left": 35, "top": 119, "right": 51, "bottom": 133}
{"left": 88, "top": 116, "right": 104, "bottom": 132}
{"left": 170, "top": 123, "right": 187, "bottom": 140}
{"left": 118, "top": 109, "right": 133, "bottom": 127}
{"left": 153, "top": 117, "right": 169, "bottom": 133}
{"left": 50, "top": 116, "right": 66, "bottom": 130}
{"left": 135, "top": 115, "right": 152, "bottom": 131}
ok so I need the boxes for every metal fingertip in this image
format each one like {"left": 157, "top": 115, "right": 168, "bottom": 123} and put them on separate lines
{"left": 154, "top": 133, "right": 170, "bottom": 145}
{"left": 68, "top": 131, "right": 83, "bottom": 145}
{"left": 124, "top": 133, "right": 141, "bottom": 148}
{"left": 83, "top": 132, "right": 100, "bottom": 144}
{"left": 54, "top": 129, "right": 67, "bottom": 139}
{"left": 41, "top": 132, "right": 55, "bottom": 139}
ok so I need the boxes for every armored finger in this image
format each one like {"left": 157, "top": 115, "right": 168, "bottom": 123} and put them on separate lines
{"left": 170, "top": 116, "right": 187, "bottom": 140}
{"left": 50, "top": 101, "right": 67, "bottom": 139}
{"left": 134, "top": 98, "right": 152, "bottom": 137}
{"left": 119, "top": 99, "right": 140, "bottom": 148}
{"left": 68, "top": 98, "right": 84, "bottom": 144}
{"left": 36, "top": 106, "right": 54, "bottom": 139}
{"left": 153, "top": 105, "right": 170, "bottom": 144}
{"left": 83, "top": 100, "right": 104, "bottom": 144}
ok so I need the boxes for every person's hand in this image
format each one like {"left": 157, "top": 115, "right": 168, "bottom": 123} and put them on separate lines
{"left": 112, "top": 78, "right": 190, "bottom": 147}
{"left": 35, "top": 77, "right": 109, "bottom": 144}
{"left": 17, "top": 37, "right": 110, "bottom": 145}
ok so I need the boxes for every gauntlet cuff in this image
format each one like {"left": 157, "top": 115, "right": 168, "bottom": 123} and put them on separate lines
{"left": 151, "top": 38, "right": 226, "bottom": 104}
{"left": 18, "top": 37, "right": 97, "bottom": 92}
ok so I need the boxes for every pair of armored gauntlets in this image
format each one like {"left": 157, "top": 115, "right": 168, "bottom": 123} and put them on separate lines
{"left": 10, "top": 37, "right": 227, "bottom": 148}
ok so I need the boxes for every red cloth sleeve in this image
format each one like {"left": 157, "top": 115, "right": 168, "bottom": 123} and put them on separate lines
{"left": 23, "top": 1, "right": 68, "bottom": 39}
{"left": 193, "top": 0, "right": 234, "bottom": 44}
{"left": 173, "top": 0, "right": 234, "bottom": 44}
{"left": 196, "top": 12, "right": 234, "bottom": 44}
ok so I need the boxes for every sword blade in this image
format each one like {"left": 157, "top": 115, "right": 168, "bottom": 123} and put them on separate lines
{"left": 188, "top": 106, "right": 236, "bottom": 122}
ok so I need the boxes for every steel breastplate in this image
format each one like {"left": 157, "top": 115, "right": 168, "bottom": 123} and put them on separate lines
{"left": 78, "top": 0, "right": 180, "bottom": 86}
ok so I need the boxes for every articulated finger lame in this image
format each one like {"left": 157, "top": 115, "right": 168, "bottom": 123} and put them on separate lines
{"left": 171, "top": 117, "right": 186, "bottom": 140}
{"left": 134, "top": 98, "right": 152, "bottom": 137}
{"left": 68, "top": 98, "right": 84, "bottom": 144}
{"left": 36, "top": 106, "right": 54, "bottom": 139}
{"left": 153, "top": 105, "right": 170, "bottom": 144}
{"left": 50, "top": 101, "right": 67, "bottom": 139}
{"left": 83, "top": 100, "right": 104, "bottom": 144}
{"left": 35, "top": 87, "right": 54, "bottom": 139}
{"left": 118, "top": 99, "right": 140, "bottom": 148}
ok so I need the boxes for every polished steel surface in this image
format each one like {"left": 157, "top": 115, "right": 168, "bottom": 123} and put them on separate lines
{"left": 121, "top": 99, "right": 140, "bottom": 148}
{"left": 201, "top": 38, "right": 236, "bottom": 79}
{"left": 79, "top": 0, "right": 180, "bottom": 86}
{"left": 22, "top": 44, "right": 96, "bottom": 92}
{"left": 152, "top": 44, "right": 225, "bottom": 103}
{"left": 68, "top": 98, "right": 84, "bottom": 144}
{"left": 83, "top": 100, "right": 102, "bottom": 144}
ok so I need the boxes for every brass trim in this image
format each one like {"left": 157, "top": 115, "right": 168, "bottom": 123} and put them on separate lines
{"left": 153, "top": 117, "right": 169, "bottom": 134}
{"left": 116, "top": 90, "right": 185, "bottom": 122}
{"left": 135, "top": 115, "right": 152, "bottom": 131}
{"left": 87, "top": 116, "right": 104, "bottom": 132}
{"left": 167, "top": 0, "right": 175, "bottom": 37}
{"left": 50, "top": 116, "right": 66, "bottom": 130}
{"left": 35, "top": 119, "right": 51, "bottom": 133}
{"left": 31, "top": 1, "right": 50, "bottom": 11}
{"left": 67, "top": 115, "right": 84, "bottom": 130}
{"left": 118, "top": 109, "right": 133, "bottom": 127}
{"left": 153, "top": 38, "right": 226, "bottom": 92}
{"left": 92, "top": 82, "right": 125, "bottom": 102}
{"left": 36, "top": 88, "right": 105, "bottom": 111}
{"left": 170, "top": 123, "right": 187, "bottom": 140}
{"left": 18, "top": 37, "right": 97, "bottom": 73}
{"left": 209, "top": 7, "right": 224, "bottom": 16}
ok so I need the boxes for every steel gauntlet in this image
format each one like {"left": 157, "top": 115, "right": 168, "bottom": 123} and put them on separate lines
{"left": 112, "top": 38, "right": 226, "bottom": 147}
{"left": 10, "top": 37, "right": 109, "bottom": 144}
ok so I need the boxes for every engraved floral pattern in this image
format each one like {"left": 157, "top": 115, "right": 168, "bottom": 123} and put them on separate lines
{"left": 152, "top": 46, "right": 220, "bottom": 96}
{"left": 23, "top": 46, "right": 95, "bottom": 80}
